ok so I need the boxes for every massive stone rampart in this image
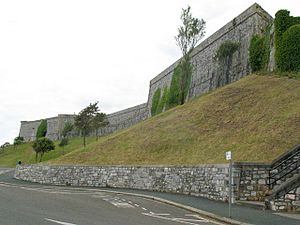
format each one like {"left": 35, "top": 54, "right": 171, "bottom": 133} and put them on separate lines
{"left": 147, "top": 3, "right": 272, "bottom": 114}
{"left": 19, "top": 3, "right": 273, "bottom": 140}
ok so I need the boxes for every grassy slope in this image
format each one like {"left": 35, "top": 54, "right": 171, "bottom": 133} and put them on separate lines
{"left": 0, "top": 137, "right": 94, "bottom": 167}
{"left": 50, "top": 74, "right": 300, "bottom": 165}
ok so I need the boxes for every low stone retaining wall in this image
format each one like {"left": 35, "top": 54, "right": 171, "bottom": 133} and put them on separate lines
{"left": 235, "top": 163, "right": 270, "bottom": 201}
{"left": 14, "top": 163, "right": 276, "bottom": 204}
{"left": 15, "top": 164, "right": 234, "bottom": 201}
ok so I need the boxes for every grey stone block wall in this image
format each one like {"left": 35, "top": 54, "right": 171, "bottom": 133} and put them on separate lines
{"left": 147, "top": 4, "right": 273, "bottom": 115}
{"left": 98, "top": 103, "right": 148, "bottom": 136}
{"left": 269, "top": 187, "right": 300, "bottom": 211}
{"left": 19, "top": 120, "right": 41, "bottom": 142}
{"left": 236, "top": 163, "right": 270, "bottom": 201}
{"left": 15, "top": 164, "right": 233, "bottom": 201}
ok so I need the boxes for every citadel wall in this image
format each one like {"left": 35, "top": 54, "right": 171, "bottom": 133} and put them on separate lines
{"left": 147, "top": 3, "right": 273, "bottom": 114}
{"left": 19, "top": 3, "right": 273, "bottom": 141}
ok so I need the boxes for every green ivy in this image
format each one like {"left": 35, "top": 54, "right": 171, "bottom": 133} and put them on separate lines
{"left": 166, "top": 64, "right": 181, "bottom": 109}
{"left": 215, "top": 41, "right": 239, "bottom": 61}
{"left": 249, "top": 35, "right": 268, "bottom": 72}
{"left": 156, "top": 87, "right": 169, "bottom": 114}
{"left": 278, "top": 25, "right": 300, "bottom": 71}
{"left": 151, "top": 88, "right": 161, "bottom": 116}
{"left": 36, "top": 120, "right": 47, "bottom": 139}
{"left": 275, "top": 9, "right": 300, "bottom": 72}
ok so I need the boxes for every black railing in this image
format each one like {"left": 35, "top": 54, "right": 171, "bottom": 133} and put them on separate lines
{"left": 268, "top": 145, "right": 300, "bottom": 189}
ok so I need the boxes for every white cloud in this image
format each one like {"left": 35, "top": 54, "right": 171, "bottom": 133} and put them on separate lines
{"left": 0, "top": 0, "right": 299, "bottom": 144}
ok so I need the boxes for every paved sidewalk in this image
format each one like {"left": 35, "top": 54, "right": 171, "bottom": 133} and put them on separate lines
{"left": 1, "top": 170, "right": 299, "bottom": 225}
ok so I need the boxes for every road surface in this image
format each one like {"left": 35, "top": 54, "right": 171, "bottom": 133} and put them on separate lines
{"left": 0, "top": 169, "right": 224, "bottom": 225}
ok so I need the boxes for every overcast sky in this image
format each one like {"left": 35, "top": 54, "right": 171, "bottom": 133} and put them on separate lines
{"left": 0, "top": 0, "right": 299, "bottom": 144}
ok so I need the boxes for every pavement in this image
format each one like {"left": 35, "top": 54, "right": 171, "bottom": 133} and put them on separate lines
{"left": 1, "top": 168, "right": 299, "bottom": 225}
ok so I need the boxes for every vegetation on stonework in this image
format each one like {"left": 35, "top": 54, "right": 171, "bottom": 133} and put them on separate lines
{"left": 50, "top": 75, "right": 300, "bottom": 166}
{"left": 175, "top": 5, "right": 205, "bottom": 105}
{"left": 166, "top": 64, "right": 183, "bottom": 109}
{"left": 156, "top": 87, "right": 169, "bottom": 114}
{"left": 36, "top": 119, "right": 47, "bottom": 138}
{"left": 275, "top": 10, "right": 300, "bottom": 72}
{"left": 151, "top": 88, "right": 161, "bottom": 116}
{"left": 278, "top": 24, "right": 300, "bottom": 72}
{"left": 249, "top": 35, "right": 269, "bottom": 72}
{"left": 215, "top": 41, "right": 239, "bottom": 85}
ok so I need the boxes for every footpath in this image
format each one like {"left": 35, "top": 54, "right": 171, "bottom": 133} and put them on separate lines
{"left": 0, "top": 168, "right": 299, "bottom": 225}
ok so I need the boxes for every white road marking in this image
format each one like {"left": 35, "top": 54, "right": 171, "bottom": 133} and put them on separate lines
{"left": 143, "top": 213, "right": 209, "bottom": 225}
{"left": 111, "top": 202, "right": 135, "bottom": 208}
{"left": 149, "top": 211, "right": 170, "bottom": 216}
{"left": 45, "top": 218, "right": 77, "bottom": 225}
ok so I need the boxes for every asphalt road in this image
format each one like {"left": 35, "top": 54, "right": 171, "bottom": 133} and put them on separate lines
{"left": 0, "top": 169, "right": 223, "bottom": 225}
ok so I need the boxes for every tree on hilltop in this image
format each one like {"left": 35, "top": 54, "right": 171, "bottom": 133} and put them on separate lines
{"left": 32, "top": 137, "right": 55, "bottom": 162}
{"left": 75, "top": 102, "right": 107, "bottom": 147}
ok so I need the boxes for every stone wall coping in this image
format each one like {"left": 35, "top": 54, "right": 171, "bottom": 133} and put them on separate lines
{"left": 18, "top": 164, "right": 231, "bottom": 168}
{"left": 149, "top": 3, "right": 273, "bottom": 86}
{"left": 233, "top": 162, "right": 271, "bottom": 168}
{"left": 107, "top": 103, "right": 147, "bottom": 118}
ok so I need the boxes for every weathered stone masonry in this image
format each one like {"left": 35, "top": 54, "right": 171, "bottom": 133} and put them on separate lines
{"left": 19, "top": 4, "right": 273, "bottom": 140}
{"left": 15, "top": 163, "right": 276, "bottom": 203}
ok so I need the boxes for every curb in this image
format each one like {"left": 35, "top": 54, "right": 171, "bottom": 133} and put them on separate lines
{"left": 93, "top": 189, "right": 253, "bottom": 225}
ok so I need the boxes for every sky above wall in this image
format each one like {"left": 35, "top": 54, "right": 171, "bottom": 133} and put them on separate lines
{"left": 0, "top": 0, "right": 299, "bottom": 144}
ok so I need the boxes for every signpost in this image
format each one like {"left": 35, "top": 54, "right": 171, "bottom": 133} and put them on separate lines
{"left": 226, "top": 151, "right": 232, "bottom": 218}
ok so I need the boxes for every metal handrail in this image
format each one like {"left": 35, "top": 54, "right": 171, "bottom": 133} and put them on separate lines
{"left": 271, "top": 149, "right": 300, "bottom": 170}
{"left": 269, "top": 160, "right": 300, "bottom": 188}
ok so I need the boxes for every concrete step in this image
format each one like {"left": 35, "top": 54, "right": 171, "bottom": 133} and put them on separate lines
{"left": 236, "top": 200, "right": 265, "bottom": 210}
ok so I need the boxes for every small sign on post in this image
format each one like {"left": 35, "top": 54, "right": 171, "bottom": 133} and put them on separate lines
{"left": 226, "top": 151, "right": 232, "bottom": 219}
{"left": 226, "top": 151, "right": 232, "bottom": 160}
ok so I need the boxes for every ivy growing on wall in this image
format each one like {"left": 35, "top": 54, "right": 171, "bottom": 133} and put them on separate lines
{"left": 151, "top": 88, "right": 161, "bottom": 116}
{"left": 156, "top": 87, "right": 169, "bottom": 114}
{"left": 249, "top": 35, "right": 269, "bottom": 72}
{"left": 279, "top": 24, "right": 300, "bottom": 71}
{"left": 36, "top": 120, "right": 47, "bottom": 139}
{"left": 215, "top": 41, "right": 239, "bottom": 85}
{"left": 274, "top": 10, "right": 300, "bottom": 72}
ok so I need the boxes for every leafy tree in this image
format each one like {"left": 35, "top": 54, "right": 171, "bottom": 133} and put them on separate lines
{"left": 92, "top": 112, "right": 109, "bottom": 141}
{"left": 74, "top": 102, "right": 100, "bottom": 147}
{"left": 36, "top": 120, "right": 47, "bottom": 138}
{"left": 32, "top": 137, "right": 55, "bottom": 162}
{"left": 175, "top": 5, "right": 206, "bottom": 104}
{"left": 0, "top": 142, "right": 10, "bottom": 149}
{"left": 13, "top": 136, "right": 24, "bottom": 148}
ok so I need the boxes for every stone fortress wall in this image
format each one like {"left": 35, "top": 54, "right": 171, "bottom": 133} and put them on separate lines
{"left": 147, "top": 3, "right": 272, "bottom": 113}
{"left": 19, "top": 3, "right": 273, "bottom": 141}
